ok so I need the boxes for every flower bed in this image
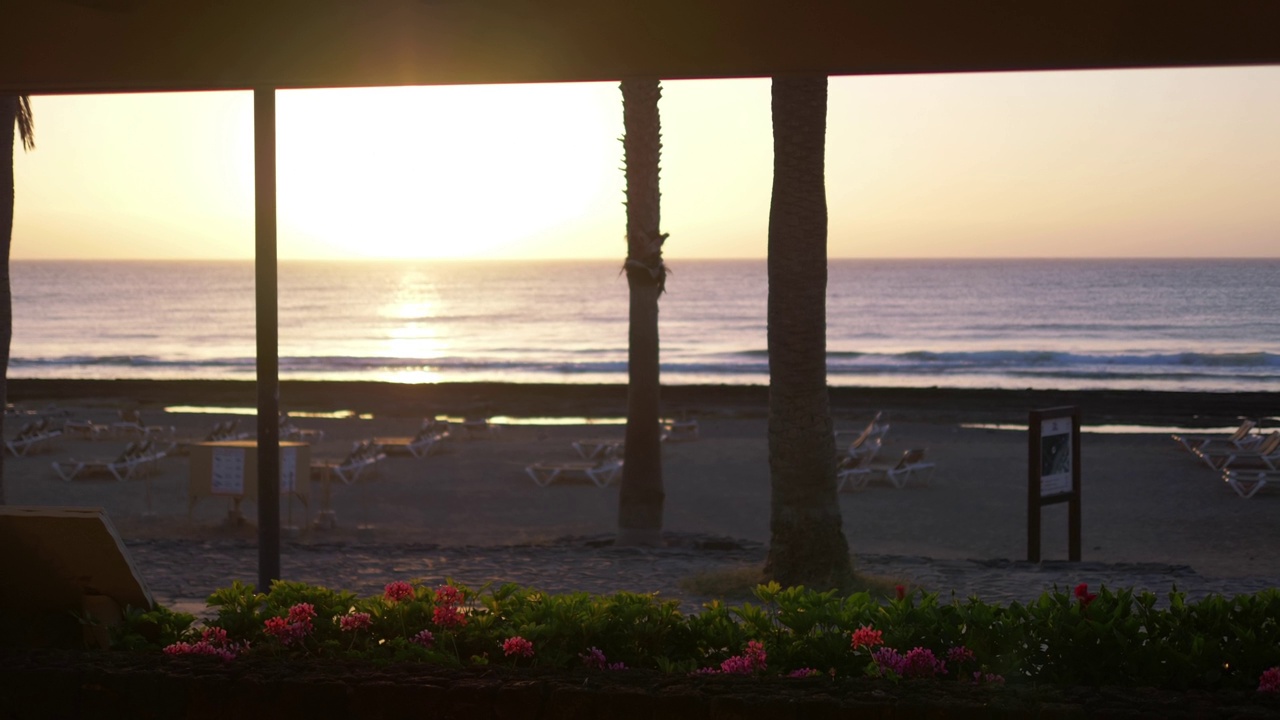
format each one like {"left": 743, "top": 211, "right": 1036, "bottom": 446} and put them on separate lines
{"left": 3, "top": 579, "right": 1280, "bottom": 717}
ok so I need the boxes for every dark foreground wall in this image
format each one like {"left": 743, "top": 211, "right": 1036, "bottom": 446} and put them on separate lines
{"left": 1, "top": 651, "right": 1275, "bottom": 720}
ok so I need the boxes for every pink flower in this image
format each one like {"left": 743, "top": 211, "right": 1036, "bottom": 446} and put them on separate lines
{"left": 871, "top": 647, "right": 906, "bottom": 677}
{"left": 435, "top": 585, "right": 463, "bottom": 607}
{"left": 411, "top": 629, "right": 435, "bottom": 648}
{"left": 580, "top": 647, "right": 608, "bottom": 670}
{"left": 384, "top": 581, "right": 414, "bottom": 603}
{"left": 163, "top": 640, "right": 238, "bottom": 661}
{"left": 719, "top": 640, "right": 767, "bottom": 675}
{"left": 946, "top": 646, "right": 976, "bottom": 665}
{"left": 200, "top": 627, "right": 230, "bottom": 646}
{"left": 607, "top": 662, "right": 627, "bottom": 671}
{"left": 433, "top": 604, "right": 468, "bottom": 628}
{"left": 165, "top": 626, "right": 242, "bottom": 660}
{"left": 1073, "top": 583, "right": 1098, "bottom": 607}
{"left": 502, "top": 636, "right": 535, "bottom": 658}
{"left": 850, "top": 625, "right": 885, "bottom": 650}
{"left": 264, "top": 604, "right": 316, "bottom": 646}
{"left": 1259, "top": 667, "right": 1280, "bottom": 693}
{"left": 902, "top": 647, "right": 946, "bottom": 678}
{"left": 788, "top": 667, "right": 822, "bottom": 678}
{"left": 339, "top": 612, "right": 372, "bottom": 632}
{"left": 287, "top": 603, "right": 317, "bottom": 633}
{"left": 973, "top": 671, "right": 1006, "bottom": 686}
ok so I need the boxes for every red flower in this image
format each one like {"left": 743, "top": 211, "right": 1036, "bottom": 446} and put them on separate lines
{"left": 1073, "top": 582, "right": 1098, "bottom": 607}
{"left": 895, "top": 585, "right": 907, "bottom": 601}
{"left": 384, "top": 581, "right": 414, "bottom": 603}
{"left": 850, "top": 625, "right": 885, "bottom": 650}
{"left": 502, "top": 636, "right": 535, "bottom": 658}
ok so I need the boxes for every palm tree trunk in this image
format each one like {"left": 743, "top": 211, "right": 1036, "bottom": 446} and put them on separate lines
{"left": 616, "top": 79, "right": 665, "bottom": 546}
{"left": 762, "top": 75, "right": 851, "bottom": 588}
{"left": 1, "top": 97, "right": 22, "bottom": 505}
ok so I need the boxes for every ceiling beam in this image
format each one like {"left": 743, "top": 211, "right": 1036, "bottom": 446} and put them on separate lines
{"left": 3, "top": 0, "right": 1279, "bottom": 94}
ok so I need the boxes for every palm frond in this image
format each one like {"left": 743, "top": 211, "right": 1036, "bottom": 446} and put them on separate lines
{"left": 17, "top": 95, "right": 34, "bottom": 151}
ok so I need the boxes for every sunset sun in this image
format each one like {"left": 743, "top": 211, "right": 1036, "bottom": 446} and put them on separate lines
{"left": 275, "top": 83, "right": 623, "bottom": 260}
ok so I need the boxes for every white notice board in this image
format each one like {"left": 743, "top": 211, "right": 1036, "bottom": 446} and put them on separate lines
{"left": 211, "top": 447, "right": 246, "bottom": 495}
{"left": 1039, "top": 416, "right": 1073, "bottom": 497}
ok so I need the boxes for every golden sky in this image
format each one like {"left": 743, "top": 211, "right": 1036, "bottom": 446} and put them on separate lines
{"left": 12, "top": 66, "right": 1280, "bottom": 260}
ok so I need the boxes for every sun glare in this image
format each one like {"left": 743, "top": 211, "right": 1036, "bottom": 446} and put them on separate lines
{"left": 275, "top": 84, "right": 622, "bottom": 260}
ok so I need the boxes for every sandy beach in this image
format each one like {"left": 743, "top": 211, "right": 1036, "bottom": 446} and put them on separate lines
{"left": 4, "top": 379, "right": 1277, "bottom": 610}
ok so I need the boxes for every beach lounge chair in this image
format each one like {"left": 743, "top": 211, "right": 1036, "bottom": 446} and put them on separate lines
{"left": 460, "top": 417, "right": 500, "bottom": 439}
{"left": 836, "top": 437, "right": 883, "bottom": 492}
{"left": 846, "top": 447, "right": 935, "bottom": 490}
{"left": 5, "top": 418, "right": 63, "bottom": 456}
{"left": 661, "top": 418, "right": 699, "bottom": 442}
{"left": 1220, "top": 468, "right": 1280, "bottom": 499}
{"left": 843, "top": 420, "right": 889, "bottom": 464}
{"left": 572, "top": 437, "right": 625, "bottom": 460}
{"left": 310, "top": 440, "right": 386, "bottom": 485}
{"left": 61, "top": 418, "right": 111, "bottom": 440}
{"left": 1173, "top": 419, "right": 1261, "bottom": 454}
{"left": 1193, "top": 432, "right": 1280, "bottom": 471}
{"left": 52, "top": 439, "right": 168, "bottom": 482}
{"left": 111, "top": 409, "right": 175, "bottom": 441}
{"left": 836, "top": 411, "right": 889, "bottom": 446}
{"left": 170, "top": 419, "right": 250, "bottom": 455}
{"left": 280, "top": 412, "right": 326, "bottom": 443}
{"left": 374, "top": 419, "right": 451, "bottom": 458}
{"left": 525, "top": 458, "right": 623, "bottom": 488}
{"left": 878, "top": 448, "right": 936, "bottom": 488}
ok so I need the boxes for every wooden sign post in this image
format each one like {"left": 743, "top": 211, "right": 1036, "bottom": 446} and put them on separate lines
{"left": 1028, "top": 406, "right": 1081, "bottom": 562}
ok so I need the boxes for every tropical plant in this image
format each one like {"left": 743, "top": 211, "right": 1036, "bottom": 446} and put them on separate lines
{"left": 136, "top": 577, "right": 1280, "bottom": 694}
{"left": 762, "top": 75, "right": 851, "bottom": 588}
{"left": 616, "top": 79, "right": 667, "bottom": 546}
{"left": 1, "top": 95, "right": 35, "bottom": 505}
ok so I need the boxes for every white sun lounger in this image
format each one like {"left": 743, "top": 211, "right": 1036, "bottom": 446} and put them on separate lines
{"left": 836, "top": 411, "right": 889, "bottom": 448}
{"left": 572, "top": 438, "right": 625, "bottom": 460}
{"left": 1221, "top": 468, "right": 1280, "bottom": 499}
{"left": 52, "top": 440, "right": 168, "bottom": 482}
{"left": 62, "top": 418, "right": 111, "bottom": 440}
{"left": 1194, "top": 433, "right": 1280, "bottom": 471}
{"left": 171, "top": 419, "right": 250, "bottom": 455}
{"left": 280, "top": 412, "right": 326, "bottom": 443}
{"left": 374, "top": 423, "right": 451, "bottom": 458}
{"left": 310, "top": 441, "right": 386, "bottom": 485}
{"left": 1173, "top": 419, "right": 1261, "bottom": 455}
{"left": 525, "top": 458, "right": 623, "bottom": 488}
{"left": 660, "top": 419, "right": 699, "bottom": 443}
{"left": 111, "top": 409, "right": 176, "bottom": 441}
{"left": 5, "top": 419, "right": 63, "bottom": 457}
{"left": 841, "top": 445, "right": 935, "bottom": 491}
{"left": 836, "top": 437, "right": 882, "bottom": 492}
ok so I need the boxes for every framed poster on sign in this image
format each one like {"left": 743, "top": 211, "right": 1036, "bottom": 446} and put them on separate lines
{"left": 210, "top": 447, "right": 246, "bottom": 496}
{"left": 1038, "top": 415, "right": 1073, "bottom": 498}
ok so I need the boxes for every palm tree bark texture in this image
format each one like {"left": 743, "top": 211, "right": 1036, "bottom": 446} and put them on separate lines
{"left": 1, "top": 95, "right": 34, "bottom": 505}
{"left": 763, "top": 76, "right": 853, "bottom": 588}
{"left": 616, "top": 79, "right": 666, "bottom": 546}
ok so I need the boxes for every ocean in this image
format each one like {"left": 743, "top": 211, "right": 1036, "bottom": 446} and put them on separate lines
{"left": 10, "top": 259, "right": 1279, "bottom": 393}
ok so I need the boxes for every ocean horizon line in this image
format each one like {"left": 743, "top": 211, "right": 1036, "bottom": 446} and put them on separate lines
{"left": 11, "top": 256, "right": 1280, "bottom": 264}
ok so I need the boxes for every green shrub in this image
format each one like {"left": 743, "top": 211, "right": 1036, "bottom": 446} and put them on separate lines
{"left": 135, "top": 578, "right": 1280, "bottom": 692}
